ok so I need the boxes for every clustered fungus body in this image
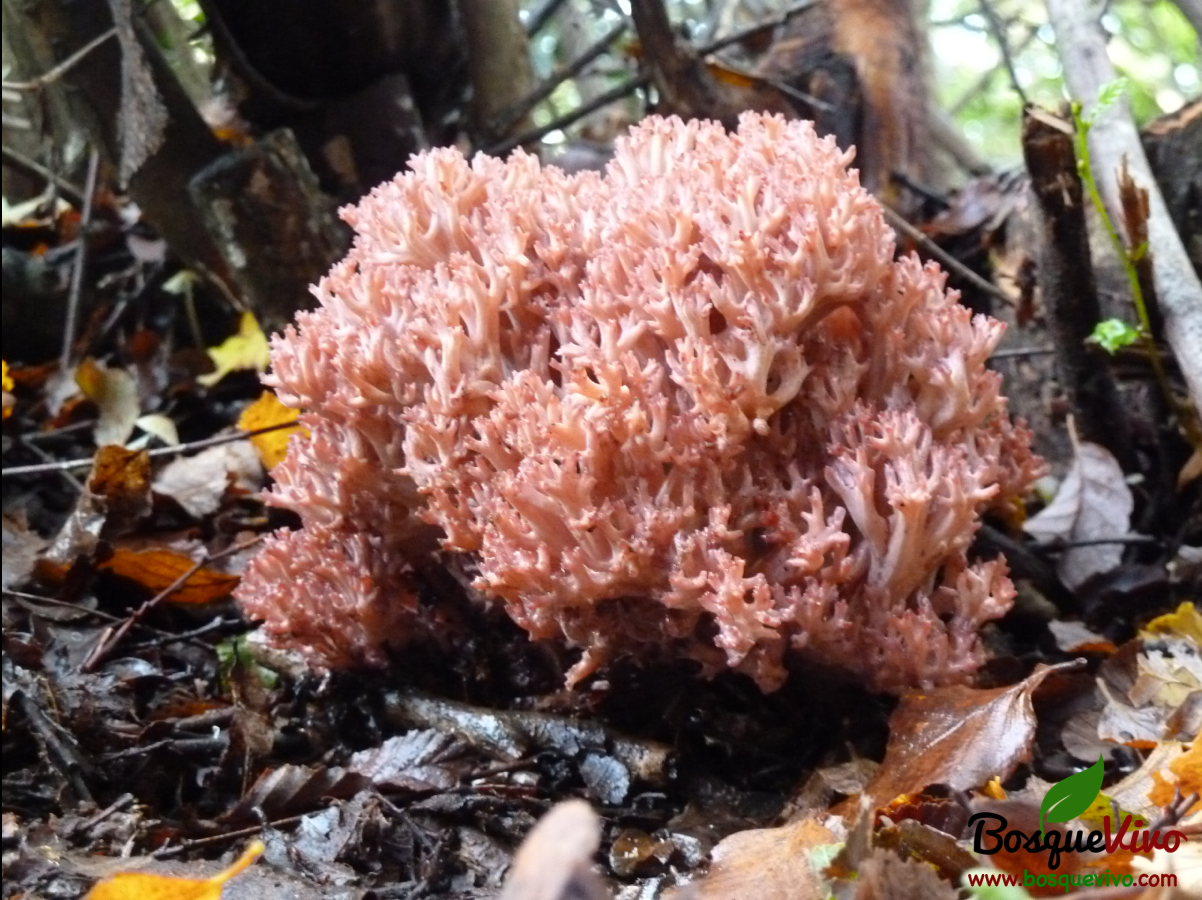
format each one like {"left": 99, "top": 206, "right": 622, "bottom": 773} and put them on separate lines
{"left": 236, "top": 112, "right": 1043, "bottom": 693}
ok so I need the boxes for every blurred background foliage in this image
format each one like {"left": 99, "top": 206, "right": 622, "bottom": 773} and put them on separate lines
{"left": 161, "top": 0, "right": 1198, "bottom": 176}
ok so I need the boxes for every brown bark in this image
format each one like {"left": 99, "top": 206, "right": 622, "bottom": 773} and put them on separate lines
{"left": 1020, "top": 109, "right": 1133, "bottom": 468}
{"left": 455, "top": 0, "right": 536, "bottom": 145}
{"left": 629, "top": 0, "right": 791, "bottom": 129}
{"left": 188, "top": 130, "right": 349, "bottom": 334}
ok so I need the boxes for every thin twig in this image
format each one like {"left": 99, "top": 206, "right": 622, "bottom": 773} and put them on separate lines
{"left": 3, "top": 589, "right": 218, "bottom": 650}
{"left": 2, "top": 28, "right": 118, "bottom": 91}
{"left": 495, "top": 21, "right": 629, "bottom": 135}
{"left": 490, "top": 0, "right": 816, "bottom": 155}
{"left": 1029, "top": 535, "right": 1158, "bottom": 551}
{"left": 948, "top": 25, "right": 1036, "bottom": 116}
{"left": 152, "top": 814, "right": 308, "bottom": 857}
{"left": 17, "top": 437, "right": 84, "bottom": 493}
{"left": 124, "top": 616, "right": 241, "bottom": 651}
{"left": 489, "top": 74, "right": 646, "bottom": 156}
{"left": 0, "top": 146, "right": 87, "bottom": 207}
{"left": 988, "top": 346, "right": 1057, "bottom": 359}
{"left": 61, "top": 148, "right": 100, "bottom": 370}
{"left": 880, "top": 205, "right": 1012, "bottom": 306}
{"left": 2, "top": 421, "right": 298, "bottom": 478}
{"left": 976, "top": 0, "right": 1028, "bottom": 105}
{"left": 82, "top": 535, "right": 263, "bottom": 671}
{"left": 524, "top": 0, "right": 571, "bottom": 35}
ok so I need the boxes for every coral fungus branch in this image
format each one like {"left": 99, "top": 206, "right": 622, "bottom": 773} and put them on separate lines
{"left": 236, "top": 113, "right": 1042, "bottom": 693}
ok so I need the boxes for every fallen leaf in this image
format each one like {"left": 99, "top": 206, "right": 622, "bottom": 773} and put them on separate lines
{"left": 1142, "top": 602, "right": 1202, "bottom": 644}
{"left": 77, "top": 358, "right": 142, "bottom": 447}
{"left": 1046, "top": 620, "right": 1114, "bottom": 654}
{"left": 1096, "top": 636, "right": 1201, "bottom": 744}
{"left": 99, "top": 548, "right": 239, "bottom": 605}
{"left": 134, "top": 413, "right": 180, "bottom": 446}
{"left": 2, "top": 515, "right": 47, "bottom": 591}
{"left": 501, "top": 800, "right": 607, "bottom": 900}
{"left": 1107, "top": 741, "right": 1189, "bottom": 822}
{"left": 1023, "top": 434, "right": 1133, "bottom": 589}
{"left": 198, "top": 312, "right": 270, "bottom": 388}
{"left": 346, "top": 731, "right": 468, "bottom": 792}
{"left": 849, "top": 841, "right": 960, "bottom": 900}
{"left": 677, "top": 817, "right": 837, "bottom": 900}
{"left": 224, "top": 765, "right": 368, "bottom": 823}
{"left": 1147, "top": 738, "right": 1201, "bottom": 815}
{"left": 83, "top": 839, "right": 261, "bottom": 900}
{"left": 152, "top": 442, "right": 262, "bottom": 518}
{"left": 237, "top": 392, "right": 304, "bottom": 469}
{"left": 44, "top": 446, "right": 152, "bottom": 567}
{"left": 863, "top": 663, "right": 1077, "bottom": 806}
{"left": 2, "top": 359, "right": 12, "bottom": 418}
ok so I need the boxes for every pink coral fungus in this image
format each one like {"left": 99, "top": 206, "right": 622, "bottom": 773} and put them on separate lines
{"left": 236, "top": 112, "right": 1042, "bottom": 693}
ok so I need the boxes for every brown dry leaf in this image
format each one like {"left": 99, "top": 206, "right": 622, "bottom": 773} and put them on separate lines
{"left": 224, "top": 765, "right": 368, "bottom": 823}
{"left": 1107, "top": 741, "right": 1189, "bottom": 822}
{"left": 77, "top": 358, "right": 142, "bottom": 447}
{"left": 1023, "top": 433, "right": 1133, "bottom": 589}
{"left": 89, "top": 445, "right": 154, "bottom": 530}
{"left": 675, "top": 817, "right": 837, "bottom": 900}
{"left": 99, "top": 548, "right": 238, "bottom": 605}
{"left": 346, "top": 730, "right": 467, "bottom": 791}
{"left": 152, "top": 442, "right": 262, "bottom": 518}
{"left": 2, "top": 515, "right": 47, "bottom": 591}
{"left": 237, "top": 392, "right": 304, "bottom": 469}
{"left": 844, "top": 846, "right": 958, "bottom": 900}
{"left": 83, "top": 839, "right": 261, "bottom": 900}
{"left": 44, "top": 446, "right": 152, "bottom": 567}
{"left": 1096, "top": 636, "right": 1201, "bottom": 745}
{"left": 500, "top": 799, "right": 607, "bottom": 900}
{"left": 863, "top": 663, "right": 1076, "bottom": 805}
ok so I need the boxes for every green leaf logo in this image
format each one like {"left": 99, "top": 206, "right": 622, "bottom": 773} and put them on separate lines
{"left": 1040, "top": 756, "right": 1105, "bottom": 834}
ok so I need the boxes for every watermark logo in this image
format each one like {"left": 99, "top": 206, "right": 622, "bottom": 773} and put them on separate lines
{"left": 966, "top": 756, "right": 1190, "bottom": 871}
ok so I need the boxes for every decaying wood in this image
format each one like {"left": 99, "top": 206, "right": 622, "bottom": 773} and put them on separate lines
{"left": 1046, "top": 0, "right": 1202, "bottom": 418}
{"left": 1020, "top": 109, "right": 1133, "bottom": 468}
{"left": 1142, "top": 99, "right": 1202, "bottom": 275}
{"left": 188, "top": 129, "right": 348, "bottom": 333}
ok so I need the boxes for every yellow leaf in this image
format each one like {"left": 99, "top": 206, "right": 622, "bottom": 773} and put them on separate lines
{"left": 237, "top": 391, "right": 305, "bottom": 469}
{"left": 980, "top": 777, "right": 1006, "bottom": 800}
{"left": 76, "top": 359, "right": 141, "bottom": 446}
{"left": 1141, "top": 602, "right": 1202, "bottom": 643}
{"left": 198, "top": 312, "right": 271, "bottom": 388}
{"left": 84, "top": 839, "right": 262, "bottom": 900}
{"left": 2, "top": 360, "right": 12, "bottom": 419}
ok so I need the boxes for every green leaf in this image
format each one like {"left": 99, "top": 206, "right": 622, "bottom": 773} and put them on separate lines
{"left": 1039, "top": 755, "right": 1105, "bottom": 833}
{"left": 1086, "top": 77, "right": 1129, "bottom": 123}
{"left": 1090, "top": 319, "right": 1141, "bottom": 354}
